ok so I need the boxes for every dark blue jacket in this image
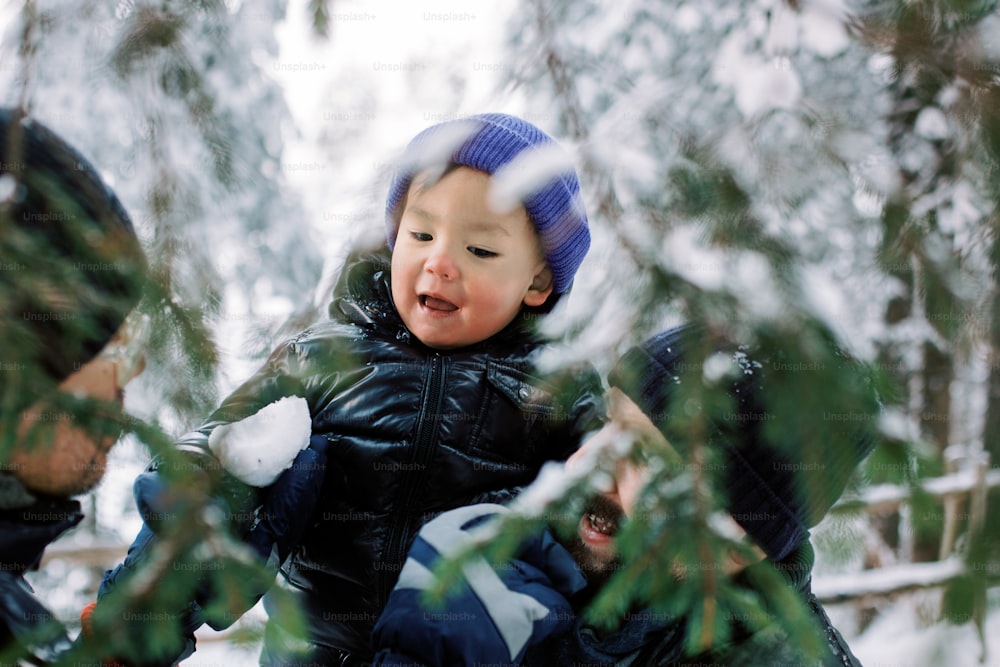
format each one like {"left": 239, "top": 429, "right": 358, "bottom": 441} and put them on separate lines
{"left": 373, "top": 503, "right": 589, "bottom": 667}
{"left": 373, "top": 505, "right": 863, "bottom": 667}
{"left": 526, "top": 542, "right": 863, "bottom": 667}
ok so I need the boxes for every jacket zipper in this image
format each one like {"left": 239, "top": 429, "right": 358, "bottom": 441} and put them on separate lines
{"left": 379, "top": 352, "right": 448, "bottom": 607}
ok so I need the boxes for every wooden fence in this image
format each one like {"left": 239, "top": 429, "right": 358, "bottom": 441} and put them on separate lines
{"left": 814, "top": 447, "right": 1000, "bottom": 604}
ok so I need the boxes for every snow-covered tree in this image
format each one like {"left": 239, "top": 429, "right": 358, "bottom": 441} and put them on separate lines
{"left": 450, "top": 0, "right": 1000, "bottom": 658}
{"left": 4, "top": 0, "right": 999, "bottom": 661}
{"left": 5, "top": 0, "right": 323, "bottom": 425}
{"left": 1, "top": 0, "right": 322, "bottom": 661}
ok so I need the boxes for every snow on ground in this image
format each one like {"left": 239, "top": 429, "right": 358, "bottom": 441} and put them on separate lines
{"left": 847, "top": 588, "right": 1000, "bottom": 667}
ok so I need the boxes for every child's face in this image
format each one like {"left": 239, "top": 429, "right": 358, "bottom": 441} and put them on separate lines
{"left": 390, "top": 166, "right": 553, "bottom": 350}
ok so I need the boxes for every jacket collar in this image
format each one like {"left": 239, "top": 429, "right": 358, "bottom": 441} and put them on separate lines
{"left": 742, "top": 538, "right": 815, "bottom": 593}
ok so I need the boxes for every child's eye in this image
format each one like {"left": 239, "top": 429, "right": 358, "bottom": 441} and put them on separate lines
{"left": 468, "top": 246, "right": 497, "bottom": 258}
{"left": 409, "top": 231, "right": 432, "bottom": 242}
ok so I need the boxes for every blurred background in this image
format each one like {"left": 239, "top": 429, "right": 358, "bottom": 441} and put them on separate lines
{"left": 2, "top": 0, "right": 1000, "bottom": 664}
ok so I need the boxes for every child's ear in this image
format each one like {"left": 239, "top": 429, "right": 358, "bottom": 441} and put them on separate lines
{"left": 523, "top": 264, "right": 554, "bottom": 307}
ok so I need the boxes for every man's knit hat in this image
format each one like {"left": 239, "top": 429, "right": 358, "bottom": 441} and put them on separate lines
{"left": 609, "top": 324, "right": 879, "bottom": 562}
{"left": 384, "top": 113, "right": 590, "bottom": 295}
{"left": 0, "top": 108, "right": 146, "bottom": 403}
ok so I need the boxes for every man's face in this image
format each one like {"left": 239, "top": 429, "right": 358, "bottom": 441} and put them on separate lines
{"left": 560, "top": 389, "right": 764, "bottom": 587}
{"left": 561, "top": 389, "right": 658, "bottom": 586}
{"left": 390, "top": 166, "right": 553, "bottom": 349}
{"left": 12, "top": 323, "right": 144, "bottom": 497}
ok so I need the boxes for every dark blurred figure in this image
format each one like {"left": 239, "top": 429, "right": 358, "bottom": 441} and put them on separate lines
{"left": 0, "top": 107, "right": 147, "bottom": 664}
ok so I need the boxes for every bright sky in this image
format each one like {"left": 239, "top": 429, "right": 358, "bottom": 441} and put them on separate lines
{"left": 270, "top": 0, "right": 520, "bottom": 262}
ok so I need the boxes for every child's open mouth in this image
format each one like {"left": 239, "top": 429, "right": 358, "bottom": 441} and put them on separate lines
{"left": 420, "top": 294, "right": 458, "bottom": 312}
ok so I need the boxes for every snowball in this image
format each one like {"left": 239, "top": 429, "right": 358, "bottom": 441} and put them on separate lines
{"left": 208, "top": 395, "right": 312, "bottom": 487}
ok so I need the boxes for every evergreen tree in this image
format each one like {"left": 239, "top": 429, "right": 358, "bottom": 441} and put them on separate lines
{"left": 432, "top": 0, "right": 1000, "bottom": 660}
{"left": 4, "top": 0, "right": 999, "bottom": 662}
{"left": 1, "top": 0, "right": 321, "bottom": 662}
{"left": 7, "top": 0, "right": 322, "bottom": 425}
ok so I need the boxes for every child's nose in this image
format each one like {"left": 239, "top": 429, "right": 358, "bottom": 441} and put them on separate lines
{"left": 424, "top": 245, "right": 460, "bottom": 280}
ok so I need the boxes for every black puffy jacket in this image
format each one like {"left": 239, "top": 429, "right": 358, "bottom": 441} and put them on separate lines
{"left": 174, "top": 249, "right": 605, "bottom": 657}
{"left": 0, "top": 476, "right": 82, "bottom": 664}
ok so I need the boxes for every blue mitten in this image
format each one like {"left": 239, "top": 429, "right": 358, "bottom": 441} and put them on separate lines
{"left": 98, "top": 436, "right": 329, "bottom": 642}
{"left": 372, "top": 503, "right": 587, "bottom": 667}
{"left": 130, "top": 443, "right": 264, "bottom": 547}
{"left": 99, "top": 445, "right": 238, "bottom": 609}
{"left": 201, "top": 434, "right": 330, "bottom": 630}
{"left": 244, "top": 434, "right": 329, "bottom": 567}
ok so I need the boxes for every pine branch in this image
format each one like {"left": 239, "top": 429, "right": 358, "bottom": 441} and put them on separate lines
{"left": 309, "top": 0, "right": 331, "bottom": 38}
{"left": 15, "top": 1, "right": 36, "bottom": 113}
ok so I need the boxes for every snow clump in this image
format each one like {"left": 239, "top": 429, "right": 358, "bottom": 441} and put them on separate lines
{"left": 208, "top": 395, "right": 312, "bottom": 487}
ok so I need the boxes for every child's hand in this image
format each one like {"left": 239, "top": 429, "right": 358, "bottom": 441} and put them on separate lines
{"left": 99, "top": 435, "right": 329, "bottom": 645}
{"left": 133, "top": 396, "right": 313, "bottom": 538}
{"left": 244, "top": 434, "right": 330, "bottom": 567}
{"left": 131, "top": 447, "right": 232, "bottom": 534}
{"left": 195, "top": 434, "right": 331, "bottom": 632}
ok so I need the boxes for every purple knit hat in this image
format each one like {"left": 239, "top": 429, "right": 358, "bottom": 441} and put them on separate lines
{"left": 384, "top": 113, "right": 590, "bottom": 295}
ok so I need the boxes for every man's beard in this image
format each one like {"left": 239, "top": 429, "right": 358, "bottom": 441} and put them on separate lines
{"left": 560, "top": 494, "right": 625, "bottom": 589}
